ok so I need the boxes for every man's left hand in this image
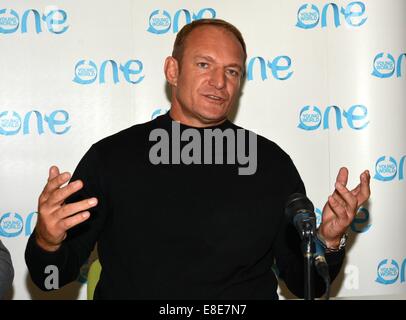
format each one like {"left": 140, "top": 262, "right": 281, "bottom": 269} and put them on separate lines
{"left": 319, "top": 167, "right": 371, "bottom": 249}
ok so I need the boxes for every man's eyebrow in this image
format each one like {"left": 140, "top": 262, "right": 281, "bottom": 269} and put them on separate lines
{"left": 195, "top": 55, "right": 243, "bottom": 70}
{"left": 226, "top": 63, "right": 243, "bottom": 71}
{"left": 194, "top": 55, "right": 215, "bottom": 62}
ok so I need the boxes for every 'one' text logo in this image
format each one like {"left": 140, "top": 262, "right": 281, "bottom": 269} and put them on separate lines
{"left": 296, "top": 2, "right": 367, "bottom": 29}
{"left": 298, "top": 105, "right": 369, "bottom": 131}
{"left": 376, "top": 259, "right": 406, "bottom": 285}
{"left": 374, "top": 155, "right": 405, "bottom": 182}
{"left": 0, "top": 212, "right": 37, "bottom": 237}
{"left": 147, "top": 8, "right": 216, "bottom": 34}
{"left": 247, "top": 56, "right": 293, "bottom": 81}
{"left": 0, "top": 7, "right": 68, "bottom": 34}
{"left": 372, "top": 53, "right": 406, "bottom": 78}
{"left": 0, "top": 110, "right": 71, "bottom": 136}
{"left": 73, "top": 59, "right": 144, "bottom": 85}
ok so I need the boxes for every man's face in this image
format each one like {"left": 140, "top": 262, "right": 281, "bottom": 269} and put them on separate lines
{"left": 168, "top": 26, "right": 245, "bottom": 127}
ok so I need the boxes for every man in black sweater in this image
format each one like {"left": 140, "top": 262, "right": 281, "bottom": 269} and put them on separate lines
{"left": 25, "top": 19, "right": 371, "bottom": 299}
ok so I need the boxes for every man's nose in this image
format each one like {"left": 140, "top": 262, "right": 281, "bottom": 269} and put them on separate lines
{"left": 208, "top": 67, "right": 226, "bottom": 89}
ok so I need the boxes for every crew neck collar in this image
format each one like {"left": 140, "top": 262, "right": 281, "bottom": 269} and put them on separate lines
{"left": 161, "top": 111, "right": 233, "bottom": 130}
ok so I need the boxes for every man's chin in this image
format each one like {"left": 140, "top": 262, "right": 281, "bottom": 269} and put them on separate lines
{"left": 197, "top": 113, "right": 228, "bottom": 126}
{"left": 198, "top": 106, "right": 229, "bottom": 121}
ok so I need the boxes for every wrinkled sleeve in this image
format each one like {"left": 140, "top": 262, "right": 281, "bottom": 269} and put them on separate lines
{"left": 25, "top": 145, "right": 108, "bottom": 291}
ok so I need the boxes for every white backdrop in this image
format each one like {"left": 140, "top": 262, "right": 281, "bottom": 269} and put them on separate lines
{"left": 0, "top": 0, "right": 405, "bottom": 300}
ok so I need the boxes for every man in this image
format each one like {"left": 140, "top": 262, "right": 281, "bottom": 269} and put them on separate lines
{"left": 25, "top": 19, "right": 370, "bottom": 299}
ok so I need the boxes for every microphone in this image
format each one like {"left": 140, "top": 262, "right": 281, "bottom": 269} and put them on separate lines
{"left": 284, "top": 193, "right": 326, "bottom": 259}
{"left": 285, "top": 193, "right": 316, "bottom": 238}
{"left": 285, "top": 193, "right": 331, "bottom": 299}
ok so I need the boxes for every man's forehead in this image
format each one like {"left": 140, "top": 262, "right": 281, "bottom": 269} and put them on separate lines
{"left": 183, "top": 25, "right": 245, "bottom": 59}
{"left": 186, "top": 25, "right": 238, "bottom": 42}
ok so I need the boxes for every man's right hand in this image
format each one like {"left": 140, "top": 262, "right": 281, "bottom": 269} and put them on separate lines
{"left": 35, "top": 166, "right": 98, "bottom": 252}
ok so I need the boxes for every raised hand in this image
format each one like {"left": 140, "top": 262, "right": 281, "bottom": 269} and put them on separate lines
{"left": 319, "top": 167, "right": 371, "bottom": 249}
{"left": 35, "top": 166, "right": 98, "bottom": 252}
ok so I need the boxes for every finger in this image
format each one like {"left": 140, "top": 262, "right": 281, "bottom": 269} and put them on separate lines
{"left": 48, "top": 166, "right": 60, "bottom": 182}
{"left": 42, "top": 172, "right": 71, "bottom": 198}
{"left": 60, "top": 211, "right": 91, "bottom": 231}
{"left": 56, "top": 197, "right": 98, "bottom": 220}
{"left": 328, "top": 196, "right": 349, "bottom": 221}
{"left": 47, "top": 179, "right": 84, "bottom": 207}
{"left": 39, "top": 172, "right": 70, "bottom": 206}
{"left": 335, "top": 167, "right": 349, "bottom": 187}
{"left": 356, "top": 170, "right": 371, "bottom": 206}
{"left": 335, "top": 181, "right": 357, "bottom": 215}
{"left": 332, "top": 191, "right": 346, "bottom": 208}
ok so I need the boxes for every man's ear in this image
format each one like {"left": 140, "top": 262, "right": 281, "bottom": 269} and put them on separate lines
{"left": 164, "top": 56, "right": 179, "bottom": 87}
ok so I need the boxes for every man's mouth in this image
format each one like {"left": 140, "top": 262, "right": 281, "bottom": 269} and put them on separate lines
{"left": 203, "top": 94, "right": 226, "bottom": 102}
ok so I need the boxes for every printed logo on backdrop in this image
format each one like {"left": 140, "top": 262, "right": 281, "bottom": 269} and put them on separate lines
{"left": 316, "top": 206, "right": 371, "bottom": 233}
{"left": 0, "top": 6, "right": 68, "bottom": 34}
{"left": 147, "top": 8, "right": 216, "bottom": 34}
{"left": 73, "top": 59, "right": 145, "bottom": 85}
{"left": 0, "top": 212, "right": 37, "bottom": 238}
{"left": 298, "top": 105, "right": 369, "bottom": 131}
{"left": 151, "top": 108, "right": 169, "bottom": 120}
{"left": 0, "top": 110, "right": 71, "bottom": 136}
{"left": 350, "top": 207, "right": 371, "bottom": 233}
{"left": 376, "top": 259, "right": 406, "bottom": 285}
{"left": 247, "top": 56, "right": 293, "bottom": 81}
{"left": 374, "top": 155, "right": 405, "bottom": 182}
{"left": 296, "top": 2, "right": 367, "bottom": 29}
{"left": 372, "top": 53, "right": 406, "bottom": 78}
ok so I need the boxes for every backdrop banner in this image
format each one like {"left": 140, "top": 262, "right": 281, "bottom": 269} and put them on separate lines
{"left": 0, "top": 0, "right": 405, "bottom": 299}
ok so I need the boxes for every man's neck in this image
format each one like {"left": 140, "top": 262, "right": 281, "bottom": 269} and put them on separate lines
{"left": 169, "top": 108, "right": 228, "bottom": 128}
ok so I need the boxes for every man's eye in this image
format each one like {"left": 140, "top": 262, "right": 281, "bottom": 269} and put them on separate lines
{"left": 197, "top": 62, "right": 209, "bottom": 68}
{"left": 227, "top": 69, "right": 239, "bottom": 77}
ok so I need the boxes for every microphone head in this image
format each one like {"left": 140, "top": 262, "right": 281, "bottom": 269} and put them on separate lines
{"left": 285, "top": 193, "right": 315, "bottom": 223}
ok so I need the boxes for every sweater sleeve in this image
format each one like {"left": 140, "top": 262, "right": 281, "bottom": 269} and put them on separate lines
{"left": 25, "top": 145, "right": 108, "bottom": 291}
{"left": 273, "top": 155, "right": 345, "bottom": 299}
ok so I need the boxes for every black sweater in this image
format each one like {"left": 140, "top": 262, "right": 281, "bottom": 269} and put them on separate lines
{"left": 25, "top": 112, "right": 344, "bottom": 299}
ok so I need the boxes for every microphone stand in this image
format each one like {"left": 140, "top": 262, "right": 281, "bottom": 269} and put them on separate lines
{"left": 302, "top": 222, "right": 316, "bottom": 300}
{"left": 295, "top": 213, "right": 316, "bottom": 300}
{"left": 286, "top": 194, "right": 330, "bottom": 300}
